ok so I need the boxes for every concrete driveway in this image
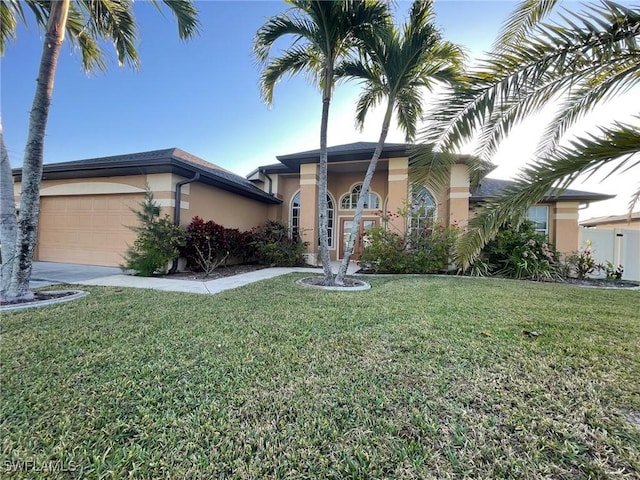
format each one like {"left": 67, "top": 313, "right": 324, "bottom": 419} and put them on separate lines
{"left": 30, "top": 262, "right": 123, "bottom": 288}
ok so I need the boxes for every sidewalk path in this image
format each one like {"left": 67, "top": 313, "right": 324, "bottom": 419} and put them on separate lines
{"left": 76, "top": 263, "right": 360, "bottom": 295}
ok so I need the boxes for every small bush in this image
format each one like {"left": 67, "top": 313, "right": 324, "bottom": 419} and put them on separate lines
{"left": 472, "top": 221, "right": 561, "bottom": 281}
{"left": 250, "top": 220, "right": 307, "bottom": 267}
{"left": 359, "top": 210, "right": 458, "bottom": 274}
{"left": 182, "top": 217, "right": 248, "bottom": 272}
{"left": 565, "top": 242, "right": 601, "bottom": 279}
{"left": 604, "top": 261, "right": 624, "bottom": 280}
{"left": 122, "top": 190, "right": 186, "bottom": 276}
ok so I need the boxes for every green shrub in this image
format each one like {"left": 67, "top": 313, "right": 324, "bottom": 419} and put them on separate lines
{"left": 122, "top": 190, "right": 185, "bottom": 276}
{"left": 565, "top": 242, "right": 602, "bottom": 279}
{"left": 250, "top": 221, "right": 307, "bottom": 267}
{"left": 604, "top": 261, "right": 624, "bottom": 280}
{"left": 359, "top": 212, "right": 459, "bottom": 274}
{"left": 472, "top": 221, "right": 561, "bottom": 280}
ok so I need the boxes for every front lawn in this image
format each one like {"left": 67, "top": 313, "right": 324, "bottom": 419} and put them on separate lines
{"left": 2, "top": 275, "right": 639, "bottom": 478}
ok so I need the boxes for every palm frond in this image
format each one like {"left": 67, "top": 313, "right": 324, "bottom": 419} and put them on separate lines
{"left": 395, "top": 87, "right": 423, "bottom": 141}
{"left": 419, "top": 0, "right": 640, "bottom": 166}
{"left": 537, "top": 53, "right": 640, "bottom": 158}
{"left": 409, "top": 145, "right": 460, "bottom": 194}
{"left": 65, "top": 3, "right": 106, "bottom": 73}
{"left": 0, "top": 0, "right": 22, "bottom": 54}
{"left": 354, "top": 83, "right": 385, "bottom": 130}
{"left": 493, "top": 0, "right": 559, "bottom": 50}
{"left": 75, "top": 0, "right": 139, "bottom": 69}
{"left": 253, "top": 10, "right": 318, "bottom": 64}
{"left": 260, "top": 45, "right": 321, "bottom": 105}
{"left": 153, "top": 0, "right": 200, "bottom": 40}
{"left": 455, "top": 119, "right": 640, "bottom": 268}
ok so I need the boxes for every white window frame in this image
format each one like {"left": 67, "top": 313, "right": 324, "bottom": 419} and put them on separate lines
{"left": 528, "top": 205, "right": 549, "bottom": 236}
{"left": 340, "top": 183, "right": 380, "bottom": 210}
{"left": 408, "top": 185, "right": 437, "bottom": 234}
{"left": 290, "top": 191, "right": 335, "bottom": 248}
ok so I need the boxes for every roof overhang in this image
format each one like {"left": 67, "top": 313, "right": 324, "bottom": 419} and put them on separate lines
{"left": 276, "top": 144, "right": 410, "bottom": 168}
{"left": 13, "top": 155, "right": 281, "bottom": 205}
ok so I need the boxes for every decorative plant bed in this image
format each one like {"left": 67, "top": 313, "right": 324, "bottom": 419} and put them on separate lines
{"left": 560, "top": 278, "right": 640, "bottom": 289}
{"left": 1, "top": 290, "right": 88, "bottom": 312}
{"left": 296, "top": 277, "right": 371, "bottom": 291}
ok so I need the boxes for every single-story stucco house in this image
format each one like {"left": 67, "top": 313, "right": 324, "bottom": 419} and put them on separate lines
{"left": 580, "top": 212, "right": 640, "bottom": 230}
{"left": 12, "top": 142, "right": 613, "bottom": 267}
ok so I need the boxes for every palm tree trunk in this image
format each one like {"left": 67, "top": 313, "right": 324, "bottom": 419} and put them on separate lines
{"left": 318, "top": 65, "right": 334, "bottom": 285}
{"left": 336, "top": 97, "right": 395, "bottom": 284}
{"left": 0, "top": 118, "right": 18, "bottom": 297}
{"left": 6, "top": 0, "right": 70, "bottom": 301}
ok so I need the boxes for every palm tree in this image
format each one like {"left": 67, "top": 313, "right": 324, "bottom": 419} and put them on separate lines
{"left": 254, "top": 0, "right": 390, "bottom": 286}
{"left": 0, "top": 0, "right": 199, "bottom": 302}
{"left": 334, "top": 0, "right": 463, "bottom": 284}
{"left": 411, "top": 0, "right": 640, "bottom": 269}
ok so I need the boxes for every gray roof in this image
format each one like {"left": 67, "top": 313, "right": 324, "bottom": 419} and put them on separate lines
{"left": 13, "top": 148, "right": 281, "bottom": 204}
{"left": 470, "top": 178, "right": 614, "bottom": 202}
{"left": 580, "top": 211, "right": 640, "bottom": 227}
{"left": 276, "top": 142, "right": 412, "bottom": 167}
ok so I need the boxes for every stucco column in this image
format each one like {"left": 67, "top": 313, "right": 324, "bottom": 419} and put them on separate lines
{"left": 387, "top": 157, "right": 409, "bottom": 233}
{"left": 447, "top": 164, "right": 470, "bottom": 229}
{"left": 299, "top": 163, "right": 320, "bottom": 265}
{"left": 552, "top": 201, "right": 579, "bottom": 258}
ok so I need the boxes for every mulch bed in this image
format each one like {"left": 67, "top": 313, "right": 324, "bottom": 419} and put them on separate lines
{"left": 560, "top": 278, "right": 639, "bottom": 288}
{"left": 1, "top": 290, "right": 77, "bottom": 306}
{"left": 298, "top": 276, "right": 368, "bottom": 288}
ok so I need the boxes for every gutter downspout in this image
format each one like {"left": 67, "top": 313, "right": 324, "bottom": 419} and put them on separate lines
{"left": 170, "top": 172, "right": 200, "bottom": 274}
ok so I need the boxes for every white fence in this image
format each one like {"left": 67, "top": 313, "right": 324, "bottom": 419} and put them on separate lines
{"left": 579, "top": 228, "right": 640, "bottom": 281}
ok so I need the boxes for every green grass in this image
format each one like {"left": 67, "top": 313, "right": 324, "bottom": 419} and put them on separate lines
{"left": 2, "top": 275, "right": 639, "bottom": 479}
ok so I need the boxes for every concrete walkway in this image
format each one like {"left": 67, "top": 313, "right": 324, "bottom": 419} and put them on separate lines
{"left": 30, "top": 261, "right": 360, "bottom": 295}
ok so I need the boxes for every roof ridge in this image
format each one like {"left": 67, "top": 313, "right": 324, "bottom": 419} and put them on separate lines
{"left": 171, "top": 148, "right": 238, "bottom": 176}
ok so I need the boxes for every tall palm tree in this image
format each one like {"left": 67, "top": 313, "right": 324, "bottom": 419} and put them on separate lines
{"left": 411, "top": 0, "right": 640, "bottom": 269}
{"left": 254, "top": 0, "right": 390, "bottom": 286}
{"left": 0, "top": 0, "right": 199, "bottom": 302}
{"left": 334, "top": 0, "right": 463, "bottom": 284}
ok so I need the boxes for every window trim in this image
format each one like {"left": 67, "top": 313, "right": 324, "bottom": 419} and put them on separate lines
{"left": 408, "top": 185, "right": 437, "bottom": 233}
{"left": 339, "top": 183, "right": 381, "bottom": 210}
{"left": 290, "top": 190, "right": 335, "bottom": 248}
{"left": 528, "top": 205, "right": 549, "bottom": 236}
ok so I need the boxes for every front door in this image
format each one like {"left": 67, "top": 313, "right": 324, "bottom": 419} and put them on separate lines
{"left": 340, "top": 218, "right": 377, "bottom": 260}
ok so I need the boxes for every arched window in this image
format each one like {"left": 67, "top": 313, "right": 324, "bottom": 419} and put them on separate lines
{"left": 409, "top": 185, "right": 436, "bottom": 233}
{"left": 291, "top": 192, "right": 335, "bottom": 247}
{"left": 340, "top": 184, "right": 380, "bottom": 210}
{"left": 291, "top": 191, "right": 301, "bottom": 242}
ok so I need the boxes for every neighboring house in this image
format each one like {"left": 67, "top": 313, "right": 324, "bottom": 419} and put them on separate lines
{"left": 580, "top": 212, "right": 640, "bottom": 230}
{"left": 12, "top": 142, "right": 613, "bottom": 267}
{"left": 579, "top": 212, "right": 640, "bottom": 282}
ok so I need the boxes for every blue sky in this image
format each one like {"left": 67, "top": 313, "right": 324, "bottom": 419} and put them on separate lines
{"left": 2, "top": 0, "right": 638, "bottom": 218}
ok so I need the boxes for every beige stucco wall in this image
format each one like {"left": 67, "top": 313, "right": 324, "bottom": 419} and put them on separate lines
{"left": 26, "top": 173, "right": 182, "bottom": 214}
{"left": 446, "top": 165, "right": 470, "bottom": 229}
{"left": 551, "top": 201, "right": 579, "bottom": 257}
{"left": 13, "top": 173, "right": 274, "bottom": 266}
{"left": 182, "top": 182, "right": 270, "bottom": 230}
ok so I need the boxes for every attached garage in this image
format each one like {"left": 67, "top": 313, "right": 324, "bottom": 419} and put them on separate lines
{"left": 37, "top": 193, "right": 144, "bottom": 266}
{"left": 12, "top": 148, "right": 282, "bottom": 268}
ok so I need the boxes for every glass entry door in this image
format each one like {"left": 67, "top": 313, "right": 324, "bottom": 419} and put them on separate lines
{"left": 340, "top": 219, "right": 377, "bottom": 260}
